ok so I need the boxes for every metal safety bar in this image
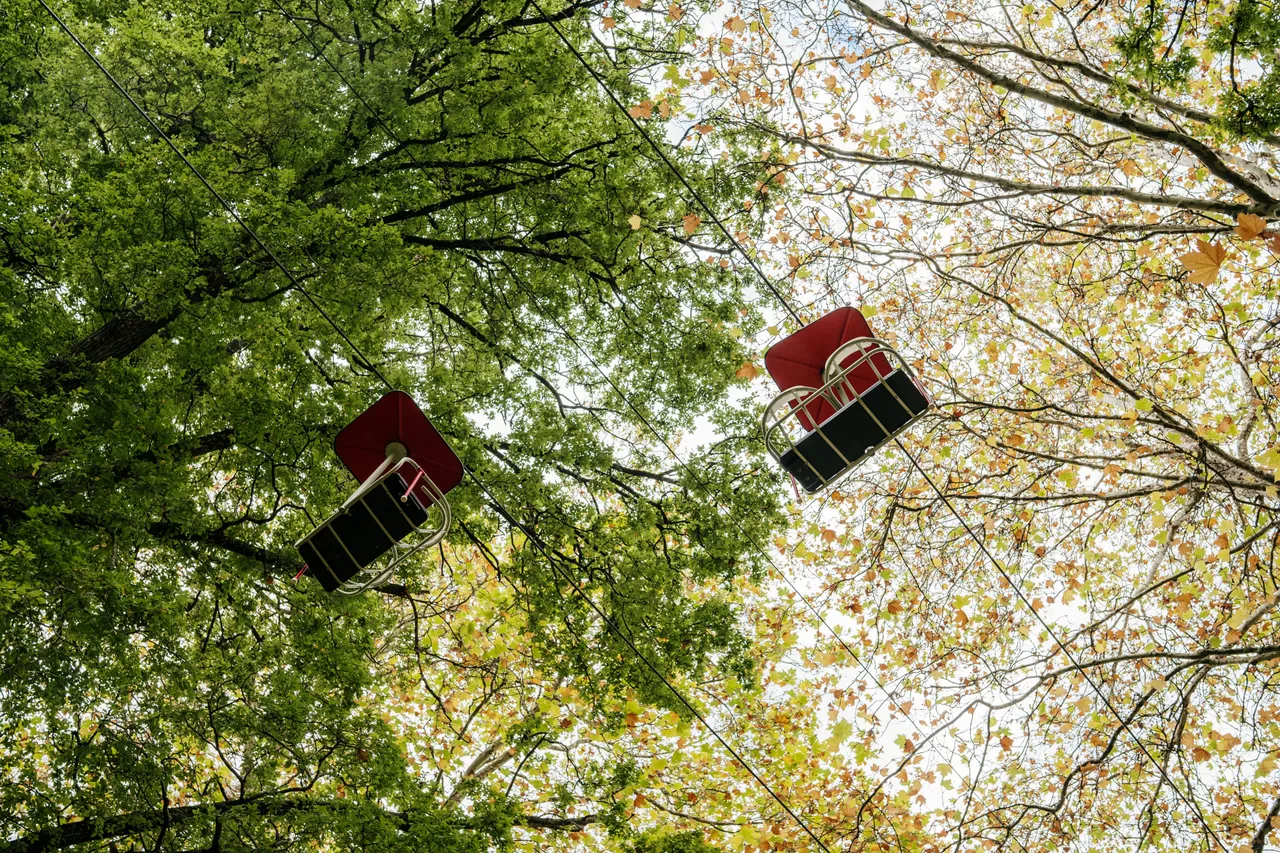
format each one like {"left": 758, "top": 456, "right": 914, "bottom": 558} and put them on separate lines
{"left": 762, "top": 337, "right": 931, "bottom": 491}
{"left": 296, "top": 456, "right": 452, "bottom": 596}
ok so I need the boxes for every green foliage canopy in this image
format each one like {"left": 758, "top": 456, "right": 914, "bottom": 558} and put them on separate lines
{"left": 0, "top": 0, "right": 780, "bottom": 848}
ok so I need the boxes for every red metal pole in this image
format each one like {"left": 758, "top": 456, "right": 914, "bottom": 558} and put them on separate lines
{"left": 401, "top": 469, "right": 425, "bottom": 502}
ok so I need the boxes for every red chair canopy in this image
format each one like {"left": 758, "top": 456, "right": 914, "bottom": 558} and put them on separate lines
{"left": 334, "top": 391, "right": 463, "bottom": 506}
{"left": 764, "top": 307, "right": 892, "bottom": 430}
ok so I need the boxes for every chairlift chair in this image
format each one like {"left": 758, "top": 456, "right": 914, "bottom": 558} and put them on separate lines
{"left": 762, "top": 307, "right": 931, "bottom": 493}
{"left": 295, "top": 391, "right": 463, "bottom": 594}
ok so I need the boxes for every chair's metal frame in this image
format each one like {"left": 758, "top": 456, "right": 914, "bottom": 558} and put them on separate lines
{"left": 763, "top": 337, "right": 930, "bottom": 492}
{"left": 296, "top": 445, "right": 452, "bottom": 595}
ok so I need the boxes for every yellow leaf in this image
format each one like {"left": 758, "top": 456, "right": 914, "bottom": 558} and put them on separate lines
{"left": 1257, "top": 446, "right": 1280, "bottom": 471}
{"left": 682, "top": 213, "right": 701, "bottom": 234}
{"left": 628, "top": 213, "right": 642, "bottom": 230}
{"left": 1236, "top": 212, "right": 1268, "bottom": 240}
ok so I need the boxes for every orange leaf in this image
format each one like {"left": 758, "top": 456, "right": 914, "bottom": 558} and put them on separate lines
{"left": 628, "top": 101, "right": 653, "bottom": 119}
{"left": 821, "top": 528, "right": 836, "bottom": 542}
{"left": 886, "top": 600, "right": 904, "bottom": 615}
{"left": 1236, "top": 212, "right": 1268, "bottom": 240}
{"left": 682, "top": 213, "right": 701, "bottom": 234}
{"left": 1197, "top": 238, "right": 1228, "bottom": 263}
{"left": 735, "top": 362, "right": 759, "bottom": 380}
{"left": 667, "top": 2, "right": 683, "bottom": 18}
{"left": 602, "top": 14, "right": 616, "bottom": 28}
{"left": 1192, "top": 746, "right": 1212, "bottom": 762}
{"left": 1179, "top": 241, "right": 1228, "bottom": 284}
{"left": 999, "top": 736, "right": 1013, "bottom": 751}
{"left": 725, "top": 15, "right": 747, "bottom": 31}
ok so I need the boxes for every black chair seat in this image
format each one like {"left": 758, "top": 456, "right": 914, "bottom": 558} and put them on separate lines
{"left": 298, "top": 474, "right": 430, "bottom": 592}
{"left": 779, "top": 370, "right": 928, "bottom": 493}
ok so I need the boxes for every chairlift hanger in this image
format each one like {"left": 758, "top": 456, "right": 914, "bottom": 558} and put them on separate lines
{"left": 296, "top": 391, "right": 463, "bottom": 595}
{"left": 762, "top": 307, "right": 932, "bottom": 493}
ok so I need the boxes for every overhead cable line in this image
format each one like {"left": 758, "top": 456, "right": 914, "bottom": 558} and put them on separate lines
{"left": 51, "top": 0, "right": 1222, "bottom": 847}
{"left": 525, "top": 0, "right": 802, "bottom": 326}
{"left": 523, "top": 5, "right": 1232, "bottom": 849}
{"left": 893, "top": 439, "right": 1229, "bottom": 852}
{"left": 268, "top": 0, "right": 932, "bottom": 750}
{"left": 41, "top": 4, "right": 833, "bottom": 848}
{"left": 464, "top": 470, "right": 835, "bottom": 853}
{"left": 266, "top": 7, "right": 949, "bottom": 835}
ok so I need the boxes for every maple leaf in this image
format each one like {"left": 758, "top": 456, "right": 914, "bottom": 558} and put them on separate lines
{"left": 622, "top": 0, "right": 642, "bottom": 8}
{"left": 725, "top": 15, "right": 747, "bottom": 31}
{"left": 1192, "top": 746, "right": 1212, "bottom": 762}
{"left": 667, "top": 2, "right": 683, "bottom": 19}
{"left": 627, "top": 213, "right": 642, "bottom": 230}
{"left": 602, "top": 15, "right": 616, "bottom": 28}
{"left": 735, "top": 361, "right": 759, "bottom": 379}
{"left": 628, "top": 100, "right": 653, "bottom": 119}
{"left": 1178, "top": 240, "right": 1228, "bottom": 284}
{"left": 682, "top": 213, "right": 701, "bottom": 234}
{"left": 1236, "top": 212, "right": 1268, "bottom": 240}
{"left": 999, "top": 736, "right": 1013, "bottom": 751}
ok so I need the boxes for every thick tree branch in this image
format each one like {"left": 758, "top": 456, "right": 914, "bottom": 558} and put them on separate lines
{"left": 0, "top": 797, "right": 595, "bottom": 853}
{"left": 765, "top": 126, "right": 1247, "bottom": 214}
{"left": 842, "top": 0, "right": 1280, "bottom": 208}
